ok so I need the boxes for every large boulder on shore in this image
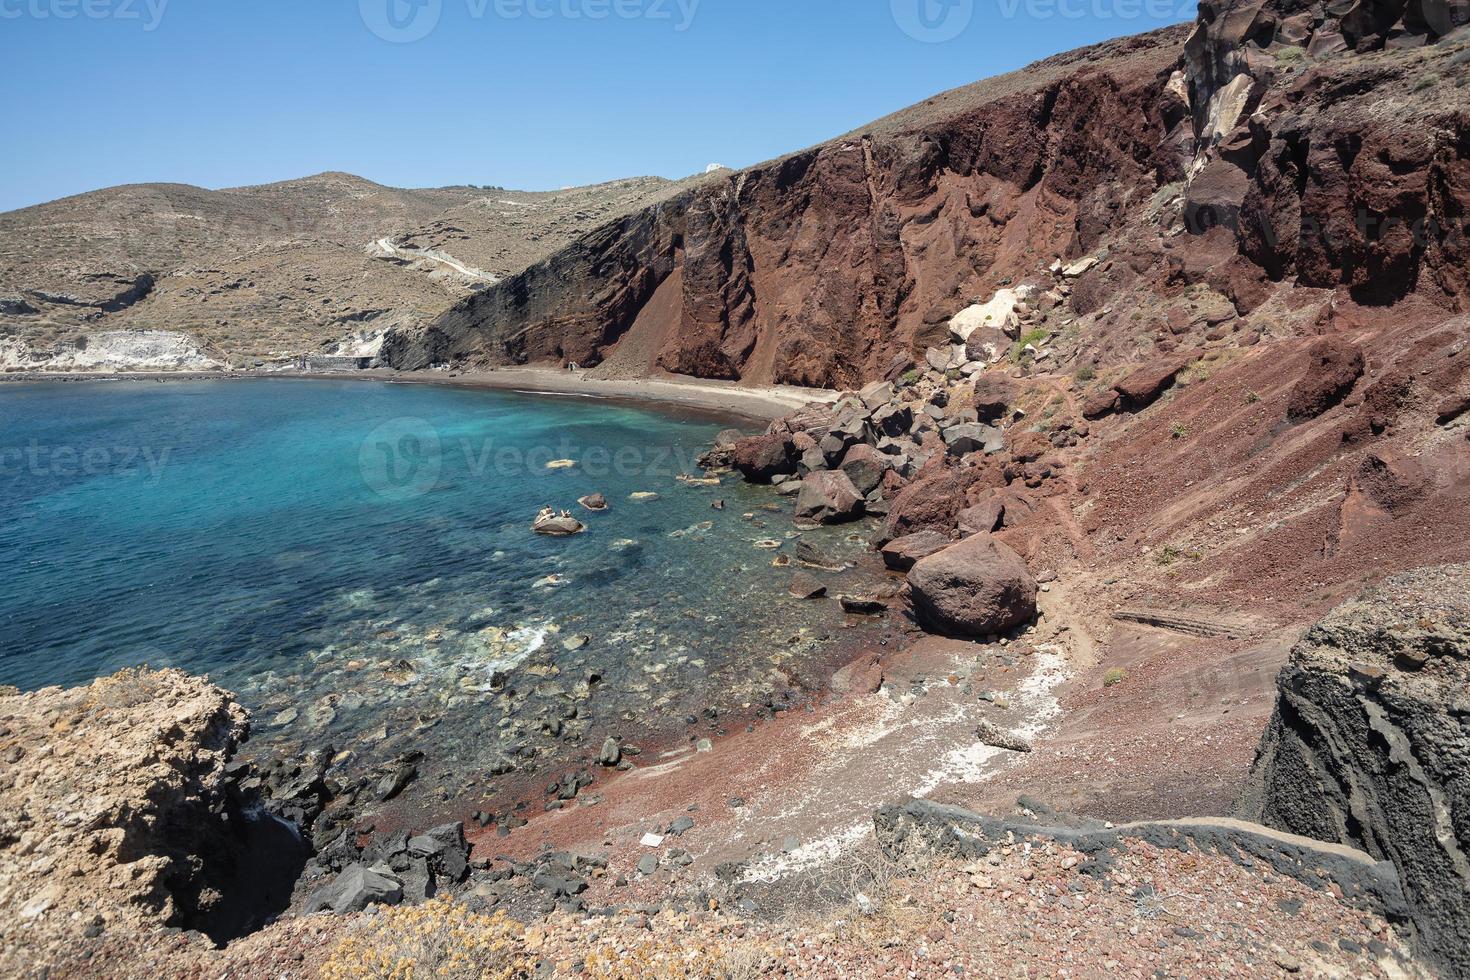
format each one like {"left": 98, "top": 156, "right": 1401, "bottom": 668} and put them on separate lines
{"left": 734, "top": 434, "right": 798, "bottom": 483}
{"left": 907, "top": 535, "right": 1038, "bottom": 637}
{"left": 1237, "top": 564, "right": 1470, "bottom": 977}
{"left": 795, "top": 470, "right": 865, "bottom": 524}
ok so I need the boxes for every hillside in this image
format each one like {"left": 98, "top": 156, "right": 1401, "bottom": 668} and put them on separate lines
{"left": 0, "top": 171, "right": 705, "bottom": 367}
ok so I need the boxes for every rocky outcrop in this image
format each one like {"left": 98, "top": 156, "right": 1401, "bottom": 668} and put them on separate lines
{"left": 907, "top": 535, "right": 1039, "bottom": 637}
{"left": 1286, "top": 336, "right": 1365, "bottom": 421}
{"left": 0, "top": 669, "right": 305, "bottom": 969}
{"left": 1238, "top": 565, "right": 1470, "bottom": 977}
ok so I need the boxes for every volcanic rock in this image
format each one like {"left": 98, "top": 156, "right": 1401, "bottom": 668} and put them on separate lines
{"left": 1238, "top": 565, "right": 1470, "bottom": 977}
{"left": 305, "top": 864, "right": 404, "bottom": 915}
{"left": 941, "top": 422, "right": 1005, "bottom": 457}
{"left": 970, "top": 374, "right": 1016, "bottom": 421}
{"left": 1114, "top": 357, "right": 1189, "bottom": 410}
{"left": 957, "top": 498, "right": 1006, "bottom": 536}
{"left": 733, "top": 434, "right": 798, "bottom": 483}
{"left": 907, "top": 535, "right": 1038, "bottom": 637}
{"left": 794, "top": 470, "right": 865, "bottom": 524}
{"left": 838, "top": 443, "right": 889, "bottom": 496}
{"left": 788, "top": 572, "right": 828, "bottom": 599}
{"left": 880, "top": 531, "right": 953, "bottom": 572}
{"left": 1287, "top": 338, "right": 1365, "bottom": 422}
{"left": 878, "top": 467, "right": 970, "bottom": 544}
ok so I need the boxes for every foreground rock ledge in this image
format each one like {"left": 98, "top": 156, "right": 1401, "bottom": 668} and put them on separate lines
{"left": 0, "top": 669, "right": 301, "bottom": 972}
{"left": 1238, "top": 563, "right": 1470, "bottom": 978}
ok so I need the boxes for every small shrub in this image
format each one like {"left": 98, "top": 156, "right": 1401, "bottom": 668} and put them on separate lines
{"left": 1103, "top": 668, "right": 1128, "bottom": 688}
{"left": 1413, "top": 73, "right": 1440, "bottom": 92}
{"left": 1245, "top": 389, "right": 1261, "bottom": 404}
{"left": 1075, "top": 365, "right": 1096, "bottom": 383}
{"left": 1275, "top": 45, "right": 1306, "bottom": 66}
{"left": 1170, "top": 421, "right": 1188, "bottom": 439}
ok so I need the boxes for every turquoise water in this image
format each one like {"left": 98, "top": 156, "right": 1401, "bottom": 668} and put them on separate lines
{"left": 0, "top": 379, "right": 881, "bottom": 801}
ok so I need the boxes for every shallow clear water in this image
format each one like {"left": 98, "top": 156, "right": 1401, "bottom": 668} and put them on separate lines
{"left": 0, "top": 379, "right": 883, "bottom": 803}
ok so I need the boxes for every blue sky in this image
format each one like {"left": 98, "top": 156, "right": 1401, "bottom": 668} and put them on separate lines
{"left": 0, "top": 0, "right": 1194, "bottom": 212}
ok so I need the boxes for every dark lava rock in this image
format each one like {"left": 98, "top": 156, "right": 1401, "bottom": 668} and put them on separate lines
{"left": 941, "top": 422, "right": 1004, "bottom": 457}
{"left": 907, "top": 535, "right": 1038, "bottom": 637}
{"left": 305, "top": 864, "right": 403, "bottom": 915}
{"left": 838, "top": 443, "right": 889, "bottom": 496}
{"left": 1238, "top": 564, "right": 1470, "bottom": 977}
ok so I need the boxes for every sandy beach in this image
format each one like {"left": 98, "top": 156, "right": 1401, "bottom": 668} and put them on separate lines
{"left": 0, "top": 366, "right": 836, "bottom": 422}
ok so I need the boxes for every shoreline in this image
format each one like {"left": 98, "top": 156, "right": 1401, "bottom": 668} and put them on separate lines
{"left": 0, "top": 365, "right": 836, "bottom": 422}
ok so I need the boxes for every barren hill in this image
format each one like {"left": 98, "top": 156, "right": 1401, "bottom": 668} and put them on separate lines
{"left": 0, "top": 171, "right": 704, "bottom": 367}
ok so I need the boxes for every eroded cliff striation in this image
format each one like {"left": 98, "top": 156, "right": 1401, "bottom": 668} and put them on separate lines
{"left": 385, "top": 3, "right": 1470, "bottom": 387}
{"left": 1238, "top": 565, "right": 1470, "bottom": 977}
{"left": 383, "top": 29, "right": 1192, "bottom": 384}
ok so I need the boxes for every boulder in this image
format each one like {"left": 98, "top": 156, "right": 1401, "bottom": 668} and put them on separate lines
{"left": 957, "top": 498, "right": 1005, "bottom": 536}
{"left": 870, "top": 403, "right": 913, "bottom": 438}
{"left": 306, "top": 863, "right": 404, "bottom": 915}
{"left": 964, "top": 327, "right": 1010, "bottom": 365}
{"left": 838, "top": 443, "right": 889, "bottom": 496}
{"left": 1287, "top": 338, "right": 1365, "bottom": 422}
{"left": 949, "top": 287, "right": 1032, "bottom": 341}
{"left": 941, "top": 422, "right": 1005, "bottom": 457}
{"left": 578, "top": 493, "right": 609, "bottom": 512}
{"left": 880, "top": 531, "right": 953, "bottom": 572}
{"left": 794, "top": 470, "right": 865, "bottom": 524}
{"left": 860, "top": 380, "right": 896, "bottom": 411}
{"left": 733, "top": 434, "right": 798, "bottom": 483}
{"left": 533, "top": 515, "right": 586, "bottom": 536}
{"left": 1115, "top": 357, "right": 1189, "bottom": 410}
{"left": 907, "top": 535, "right": 1038, "bottom": 637}
{"left": 878, "top": 467, "right": 970, "bottom": 544}
{"left": 1082, "top": 388, "right": 1121, "bottom": 419}
{"left": 714, "top": 429, "right": 745, "bottom": 449}
{"left": 969, "top": 374, "right": 1016, "bottom": 421}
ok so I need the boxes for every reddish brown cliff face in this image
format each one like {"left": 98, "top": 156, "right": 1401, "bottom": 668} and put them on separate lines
{"left": 382, "top": 1, "right": 1470, "bottom": 390}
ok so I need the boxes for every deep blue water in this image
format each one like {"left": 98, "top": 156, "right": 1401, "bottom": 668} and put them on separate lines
{"left": 0, "top": 380, "right": 878, "bottom": 791}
